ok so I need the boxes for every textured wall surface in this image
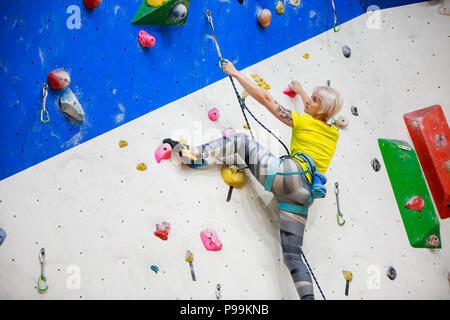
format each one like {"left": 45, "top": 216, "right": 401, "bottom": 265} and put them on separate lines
{"left": 0, "top": 1, "right": 449, "bottom": 300}
{"left": 0, "top": 0, "right": 363, "bottom": 181}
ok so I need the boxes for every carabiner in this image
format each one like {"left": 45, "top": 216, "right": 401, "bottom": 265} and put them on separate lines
{"left": 337, "top": 212, "right": 345, "bottom": 226}
{"left": 38, "top": 276, "right": 48, "bottom": 293}
{"left": 218, "top": 57, "right": 225, "bottom": 71}
{"left": 333, "top": 21, "right": 341, "bottom": 32}
{"left": 41, "top": 109, "right": 50, "bottom": 123}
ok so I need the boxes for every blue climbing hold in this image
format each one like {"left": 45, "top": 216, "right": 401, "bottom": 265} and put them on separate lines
{"left": 151, "top": 265, "right": 159, "bottom": 273}
{"left": 0, "top": 228, "right": 7, "bottom": 245}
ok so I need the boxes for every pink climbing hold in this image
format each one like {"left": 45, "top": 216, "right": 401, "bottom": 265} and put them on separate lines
{"left": 47, "top": 69, "right": 71, "bottom": 90}
{"left": 283, "top": 87, "right": 297, "bottom": 98}
{"left": 222, "top": 127, "right": 235, "bottom": 137}
{"left": 84, "top": 0, "right": 102, "bottom": 9}
{"left": 208, "top": 108, "right": 220, "bottom": 121}
{"left": 427, "top": 234, "right": 440, "bottom": 247}
{"left": 155, "top": 143, "right": 172, "bottom": 163}
{"left": 154, "top": 221, "right": 171, "bottom": 241}
{"left": 200, "top": 229, "right": 222, "bottom": 251}
{"left": 404, "top": 195, "right": 425, "bottom": 212}
{"left": 138, "top": 30, "right": 156, "bottom": 48}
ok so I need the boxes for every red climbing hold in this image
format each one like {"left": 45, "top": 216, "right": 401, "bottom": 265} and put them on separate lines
{"left": 404, "top": 196, "right": 425, "bottom": 212}
{"left": 84, "top": 0, "right": 102, "bottom": 9}
{"left": 154, "top": 221, "right": 171, "bottom": 240}
{"left": 47, "top": 69, "right": 71, "bottom": 90}
{"left": 427, "top": 234, "right": 440, "bottom": 247}
{"left": 283, "top": 87, "right": 297, "bottom": 98}
{"left": 138, "top": 30, "right": 156, "bottom": 48}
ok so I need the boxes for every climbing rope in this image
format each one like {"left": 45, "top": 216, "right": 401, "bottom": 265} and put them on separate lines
{"left": 301, "top": 250, "right": 326, "bottom": 300}
{"left": 205, "top": 10, "right": 326, "bottom": 300}
{"left": 227, "top": 74, "right": 291, "bottom": 155}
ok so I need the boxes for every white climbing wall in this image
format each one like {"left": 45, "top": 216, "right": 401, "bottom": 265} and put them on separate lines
{"left": 0, "top": 2, "right": 449, "bottom": 300}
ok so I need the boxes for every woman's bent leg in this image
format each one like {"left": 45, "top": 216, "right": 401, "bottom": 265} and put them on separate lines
{"left": 196, "top": 132, "right": 278, "bottom": 187}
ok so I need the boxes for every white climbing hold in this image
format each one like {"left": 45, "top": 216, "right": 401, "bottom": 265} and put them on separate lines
{"left": 59, "top": 88, "right": 84, "bottom": 122}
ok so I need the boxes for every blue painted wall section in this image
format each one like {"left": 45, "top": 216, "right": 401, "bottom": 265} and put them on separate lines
{"left": 0, "top": 0, "right": 424, "bottom": 181}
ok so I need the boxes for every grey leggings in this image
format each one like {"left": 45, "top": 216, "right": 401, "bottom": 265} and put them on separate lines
{"left": 196, "top": 133, "right": 315, "bottom": 300}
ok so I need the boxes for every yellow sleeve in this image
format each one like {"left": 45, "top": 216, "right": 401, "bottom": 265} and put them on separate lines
{"left": 291, "top": 111, "right": 304, "bottom": 129}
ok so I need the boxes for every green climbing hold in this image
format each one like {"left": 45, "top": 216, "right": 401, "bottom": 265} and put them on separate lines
{"left": 132, "top": 0, "right": 190, "bottom": 26}
{"left": 378, "top": 139, "right": 441, "bottom": 249}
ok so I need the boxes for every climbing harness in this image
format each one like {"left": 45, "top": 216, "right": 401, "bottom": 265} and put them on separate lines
{"left": 331, "top": 0, "right": 341, "bottom": 32}
{"left": 264, "top": 153, "right": 328, "bottom": 216}
{"left": 205, "top": 10, "right": 328, "bottom": 299}
{"left": 334, "top": 182, "right": 345, "bottom": 226}
{"left": 41, "top": 83, "right": 50, "bottom": 123}
{"left": 38, "top": 248, "right": 48, "bottom": 293}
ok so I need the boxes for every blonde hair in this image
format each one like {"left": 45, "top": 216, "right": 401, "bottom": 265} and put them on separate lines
{"left": 312, "top": 86, "right": 343, "bottom": 122}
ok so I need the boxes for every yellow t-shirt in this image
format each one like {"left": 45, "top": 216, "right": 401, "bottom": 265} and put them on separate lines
{"left": 290, "top": 112, "right": 339, "bottom": 183}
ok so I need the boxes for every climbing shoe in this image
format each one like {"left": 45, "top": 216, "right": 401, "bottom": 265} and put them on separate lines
{"left": 162, "top": 138, "right": 207, "bottom": 168}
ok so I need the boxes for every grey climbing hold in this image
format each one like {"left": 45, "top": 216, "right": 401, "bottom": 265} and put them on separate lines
{"left": 171, "top": 3, "right": 187, "bottom": 20}
{"left": 0, "top": 228, "right": 6, "bottom": 245}
{"left": 351, "top": 106, "right": 358, "bottom": 116}
{"left": 371, "top": 158, "right": 381, "bottom": 172}
{"left": 342, "top": 45, "right": 351, "bottom": 58}
{"left": 59, "top": 88, "right": 84, "bottom": 122}
{"left": 387, "top": 266, "right": 396, "bottom": 280}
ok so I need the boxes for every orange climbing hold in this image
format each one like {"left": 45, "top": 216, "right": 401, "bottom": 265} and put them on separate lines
{"left": 258, "top": 9, "right": 271, "bottom": 28}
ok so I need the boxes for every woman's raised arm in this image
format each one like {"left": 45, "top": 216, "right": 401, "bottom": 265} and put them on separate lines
{"left": 222, "top": 59, "right": 294, "bottom": 128}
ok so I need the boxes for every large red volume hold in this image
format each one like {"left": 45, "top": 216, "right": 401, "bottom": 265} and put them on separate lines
{"left": 84, "top": 0, "right": 102, "bottom": 9}
{"left": 403, "top": 105, "right": 450, "bottom": 219}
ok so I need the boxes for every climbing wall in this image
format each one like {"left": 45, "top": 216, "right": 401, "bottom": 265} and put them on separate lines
{"left": 1, "top": 1, "right": 450, "bottom": 299}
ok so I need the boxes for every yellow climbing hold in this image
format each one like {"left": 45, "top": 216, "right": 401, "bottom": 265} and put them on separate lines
{"left": 119, "top": 140, "right": 128, "bottom": 148}
{"left": 221, "top": 165, "right": 245, "bottom": 189}
{"left": 251, "top": 74, "right": 271, "bottom": 90}
{"left": 136, "top": 162, "right": 147, "bottom": 171}
{"left": 147, "top": 0, "right": 168, "bottom": 7}
{"left": 185, "top": 250, "right": 194, "bottom": 263}
{"left": 303, "top": 53, "right": 310, "bottom": 59}
{"left": 243, "top": 124, "right": 249, "bottom": 130}
{"left": 276, "top": 1, "right": 284, "bottom": 14}
{"left": 342, "top": 270, "right": 353, "bottom": 282}
{"left": 241, "top": 90, "right": 248, "bottom": 99}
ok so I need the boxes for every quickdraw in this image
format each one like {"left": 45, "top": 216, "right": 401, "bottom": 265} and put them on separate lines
{"left": 334, "top": 182, "right": 346, "bottom": 226}
{"left": 38, "top": 248, "right": 48, "bottom": 293}
{"left": 331, "top": 0, "right": 341, "bottom": 32}
{"left": 41, "top": 83, "right": 50, "bottom": 123}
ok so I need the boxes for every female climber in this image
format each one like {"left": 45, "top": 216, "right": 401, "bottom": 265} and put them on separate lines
{"left": 163, "top": 59, "right": 343, "bottom": 300}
